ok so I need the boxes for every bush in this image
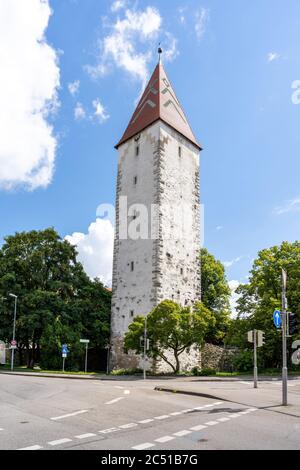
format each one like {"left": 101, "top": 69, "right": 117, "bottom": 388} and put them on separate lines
{"left": 232, "top": 350, "right": 256, "bottom": 372}
{"left": 191, "top": 367, "right": 217, "bottom": 376}
{"left": 110, "top": 368, "right": 143, "bottom": 376}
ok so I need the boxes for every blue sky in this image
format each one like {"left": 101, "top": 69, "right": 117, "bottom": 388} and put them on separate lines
{"left": 1, "top": 0, "right": 300, "bottom": 298}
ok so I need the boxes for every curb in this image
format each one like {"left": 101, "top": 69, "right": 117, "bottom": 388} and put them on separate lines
{"left": 154, "top": 386, "right": 228, "bottom": 402}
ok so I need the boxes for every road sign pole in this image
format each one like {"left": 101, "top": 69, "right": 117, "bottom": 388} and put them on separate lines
{"left": 253, "top": 329, "right": 258, "bottom": 389}
{"left": 62, "top": 356, "right": 65, "bottom": 372}
{"left": 85, "top": 343, "right": 88, "bottom": 373}
{"left": 282, "top": 269, "right": 288, "bottom": 406}
{"left": 143, "top": 317, "right": 147, "bottom": 380}
{"left": 10, "top": 296, "right": 17, "bottom": 371}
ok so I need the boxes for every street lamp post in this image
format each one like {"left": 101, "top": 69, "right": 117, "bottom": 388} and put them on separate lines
{"left": 9, "top": 294, "right": 17, "bottom": 371}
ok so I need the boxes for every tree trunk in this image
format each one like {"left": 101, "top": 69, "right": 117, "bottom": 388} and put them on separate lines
{"left": 174, "top": 350, "right": 180, "bottom": 374}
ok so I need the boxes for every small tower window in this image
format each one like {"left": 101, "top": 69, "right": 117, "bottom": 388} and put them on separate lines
{"left": 133, "top": 176, "right": 138, "bottom": 185}
{"left": 131, "top": 261, "right": 134, "bottom": 272}
{"left": 178, "top": 146, "right": 182, "bottom": 158}
{"left": 180, "top": 267, "right": 183, "bottom": 275}
{"left": 130, "top": 310, "right": 134, "bottom": 317}
{"left": 136, "top": 145, "right": 140, "bottom": 156}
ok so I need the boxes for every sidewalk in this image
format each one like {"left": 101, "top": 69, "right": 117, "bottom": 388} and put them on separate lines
{"left": 0, "top": 368, "right": 299, "bottom": 382}
{"left": 154, "top": 379, "right": 300, "bottom": 418}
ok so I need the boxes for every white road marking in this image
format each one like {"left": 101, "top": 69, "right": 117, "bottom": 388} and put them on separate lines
{"left": 239, "top": 381, "right": 251, "bottom": 385}
{"left": 214, "top": 402, "right": 223, "bottom": 405}
{"left": 229, "top": 414, "right": 240, "bottom": 418}
{"left": 138, "top": 419, "right": 154, "bottom": 424}
{"left": 193, "top": 406, "right": 204, "bottom": 410}
{"left": 155, "top": 436, "right": 175, "bottom": 443}
{"left": 190, "top": 424, "right": 207, "bottom": 431}
{"left": 181, "top": 409, "right": 193, "bottom": 413}
{"left": 173, "top": 430, "right": 192, "bottom": 437}
{"left": 99, "top": 428, "right": 119, "bottom": 434}
{"left": 169, "top": 411, "right": 183, "bottom": 416}
{"left": 132, "top": 443, "right": 155, "bottom": 450}
{"left": 18, "top": 445, "right": 42, "bottom": 450}
{"left": 114, "top": 386, "right": 125, "bottom": 389}
{"left": 105, "top": 397, "right": 125, "bottom": 405}
{"left": 124, "top": 390, "right": 130, "bottom": 395}
{"left": 119, "top": 423, "right": 137, "bottom": 429}
{"left": 218, "top": 417, "right": 230, "bottom": 422}
{"left": 48, "top": 438, "right": 72, "bottom": 446}
{"left": 154, "top": 415, "right": 169, "bottom": 420}
{"left": 203, "top": 404, "right": 214, "bottom": 408}
{"left": 205, "top": 421, "right": 219, "bottom": 426}
{"left": 75, "top": 433, "right": 97, "bottom": 439}
{"left": 51, "top": 410, "right": 88, "bottom": 421}
{"left": 0, "top": 428, "right": 3, "bottom": 431}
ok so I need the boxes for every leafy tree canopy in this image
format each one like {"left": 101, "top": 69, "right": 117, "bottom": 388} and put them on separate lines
{"left": 200, "top": 248, "right": 231, "bottom": 344}
{"left": 0, "top": 228, "right": 111, "bottom": 369}
{"left": 228, "top": 241, "right": 300, "bottom": 368}
{"left": 124, "top": 300, "right": 215, "bottom": 373}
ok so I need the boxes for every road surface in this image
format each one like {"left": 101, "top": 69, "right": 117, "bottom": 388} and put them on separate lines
{"left": 0, "top": 374, "right": 299, "bottom": 450}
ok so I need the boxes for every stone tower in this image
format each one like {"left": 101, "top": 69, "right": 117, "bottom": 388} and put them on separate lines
{"left": 110, "top": 59, "right": 201, "bottom": 370}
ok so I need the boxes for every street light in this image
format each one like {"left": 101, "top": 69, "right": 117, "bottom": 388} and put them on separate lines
{"left": 9, "top": 293, "right": 17, "bottom": 371}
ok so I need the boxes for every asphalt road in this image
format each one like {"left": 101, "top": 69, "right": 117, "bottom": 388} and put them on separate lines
{"left": 0, "top": 374, "right": 299, "bottom": 450}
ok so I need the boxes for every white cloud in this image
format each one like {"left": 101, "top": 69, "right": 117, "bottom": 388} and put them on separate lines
{"left": 86, "top": 5, "right": 178, "bottom": 91}
{"left": 92, "top": 99, "right": 110, "bottom": 122}
{"left": 68, "top": 80, "right": 80, "bottom": 96}
{"left": 216, "top": 225, "right": 223, "bottom": 231}
{"left": 223, "top": 256, "right": 242, "bottom": 268}
{"left": 195, "top": 7, "right": 209, "bottom": 40}
{"left": 178, "top": 7, "right": 186, "bottom": 24}
{"left": 228, "top": 280, "right": 240, "bottom": 318}
{"left": 65, "top": 218, "right": 114, "bottom": 286}
{"left": 111, "top": 0, "right": 126, "bottom": 12}
{"left": 273, "top": 197, "right": 300, "bottom": 215}
{"left": 74, "top": 102, "right": 86, "bottom": 120}
{"left": 268, "top": 52, "right": 280, "bottom": 62}
{"left": 0, "top": 0, "right": 60, "bottom": 191}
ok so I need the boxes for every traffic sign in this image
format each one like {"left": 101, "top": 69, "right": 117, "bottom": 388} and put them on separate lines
{"left": 247, "top": 330, "right": 254, "bottom": 343}
{"left": 80, "top": 339, "right": 90, "bottom": 344}
{"left": 273, "top": 310, "right": 282, "bottom": 329}
{"left": 62, "top": 353, "right": 67, "bottom": 358}
{"left": 61, "top": 344, "right": 69, "bottom": 354}
{"left": 257, "top": 330, "right": 265, "bottom": 347}
{"left": 11, "top": 340, "right": 17, "bottom": 346}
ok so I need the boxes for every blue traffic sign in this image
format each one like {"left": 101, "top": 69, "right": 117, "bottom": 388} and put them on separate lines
{"left": 62, "top": 344, "right": 69, "bottom": 354}
{"left": 273, "top": 310, "right": 282, "bottom": 329}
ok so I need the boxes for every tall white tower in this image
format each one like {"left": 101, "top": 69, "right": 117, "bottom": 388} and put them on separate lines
{"left": 110, "top": 59, "right": 201, "bottom": 369}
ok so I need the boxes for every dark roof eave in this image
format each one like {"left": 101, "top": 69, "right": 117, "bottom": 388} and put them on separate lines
{"left": 115, "top": 118, "right": 203, "bottom": 151}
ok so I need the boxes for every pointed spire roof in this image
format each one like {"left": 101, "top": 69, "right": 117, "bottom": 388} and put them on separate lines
{"left": 116, "top": 62, "right": 201, "bottom": 150}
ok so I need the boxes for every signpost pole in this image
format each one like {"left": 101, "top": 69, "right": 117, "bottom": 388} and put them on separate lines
{"left": 85, "top": 343, "right": 88, "bottom": 373}
{"left": 253, "top": 329, "right": 258, "bottom": 389}
{"left": 9, "top": 294, "right": 18, "bottom": 371}
{"left": 62, "top": 356, "right": 65, "bottom": 372}
{"left": 282, "top": 269, "right": 288, "bottom": 406}
{"left": 143, "top": 317, "right": 147, "bottom": 380}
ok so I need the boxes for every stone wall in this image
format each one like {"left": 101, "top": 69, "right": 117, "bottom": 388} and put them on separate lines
{"left": 110, "top": 120, "right": 201, "bottom": 370}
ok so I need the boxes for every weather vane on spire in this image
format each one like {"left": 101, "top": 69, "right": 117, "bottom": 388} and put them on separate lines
{"left": 158, "top": 43, "right": 163, "bottom": 63}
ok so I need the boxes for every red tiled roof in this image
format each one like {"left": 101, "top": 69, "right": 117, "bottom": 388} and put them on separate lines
{"left": 116, "top": 63, "right": 201, "bottom": 150}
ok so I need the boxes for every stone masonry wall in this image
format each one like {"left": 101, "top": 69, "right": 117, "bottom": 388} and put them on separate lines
{"left": 110, "top": 120, "right": 201, "bottom": 370}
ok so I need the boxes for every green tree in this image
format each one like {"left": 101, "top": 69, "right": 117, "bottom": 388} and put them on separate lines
{"left": 124, "top": 300, "right": 215, "bottom": 374}
{"left": 0, "top": 228, "right": 111, "bottom": 369}
{"left": 230, "top": 241, "right": 300, "bottom": 369}
{"left": 200, "top": 248, "right": 231, "bottom": 344}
